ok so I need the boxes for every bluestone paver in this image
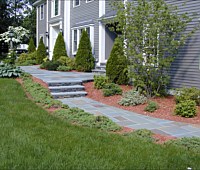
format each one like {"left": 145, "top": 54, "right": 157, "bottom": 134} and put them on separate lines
{"left": 21, "top": 66, "right": 200, "bottom": 138}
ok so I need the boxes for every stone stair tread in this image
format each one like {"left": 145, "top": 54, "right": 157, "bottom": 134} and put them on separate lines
{"left": 47, "top": 80, "right": 82, "bottom": 84}
{"left": 92, "top": 69, "right": 106, "bottom": 72}
{"left": 49, "top": 85, "right": 84, "bottom": 89}
{"left": 51, "top": 91, "right": 87, "bottom": 95}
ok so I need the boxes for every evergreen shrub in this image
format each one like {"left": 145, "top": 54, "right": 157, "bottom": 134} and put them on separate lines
{"left": 102, "top": 83, "right": 122, "bottom": 97}
{"left": 144, "top": 101, "right": 159, "bottom": 112}
{"left": 106, "top": 37, "right": 129, "bottom": 85}
{"left": 75, "top": 30, "right": 95, "bottom": 72}
{"left": 36, "top": 37, "right": 46, "bottom": 64}
{"left": 57, "top": 65, "right": 72, "bottom": 71}
{"left": 57, "top": 56, "right": 67, "bottom": 66}
{"left": 175, "top": 100, "right": 197, "bottom": 118}
{"left": 66, "top": 57, "right": 76, "bottom": 69}
{"left": 40, "top": 61, "right": 60, "bottom": 71}
{"left": 94, "top": 75, "right": 109, "bottom": 89}
{"left": 53, "top": 33, "right": 68, "bottom": 61}
{"left": 28, "top": 38, "right": 36, "bottom": 53}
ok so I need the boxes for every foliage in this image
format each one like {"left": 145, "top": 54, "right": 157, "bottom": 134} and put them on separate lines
{"left": 75, "top": 30, "right": 95, "bottom": 72}
{"left": 54, "top": 108, "right": 121, "bottom": 132}
{"left": 106, "top": 37, "right": 129, "bottom": 85}
{"left": 119, "top": 90, "right": 147, "bottom": 106}
{"left": 144, "top": 101, "right": 159, "bottom": 112}
{"left": 94, "top": 75, "right": 109, "bottom": 89}
{"left": 102, "top": 83, "right": 122, "bottom": 97}
{"left": 40, "top": 60, "right": 60, "bottom": 71}
{"left": 175, "top": 87, "right": 200, "bottom": 106}
{"left": 57, "top": 65, "right": 72, "bottom": 72}
{"left": 36, "top": 37, "right": 46, "bottom": 64}
{"left": 22, "top": 73, "right": 63, "bottom": 108}
{"left": 175, "top": 100, "right": 197, "bottom": 118}
{"left": 28, "top": 38, "right": 36, "bottom": 53}
{"left": 124, "top": 129, "right": 154, "bottom": 142}
{"left": 110, "top": 0, "right": 199, "bottom": 97}
{"left": 0, "top": 26, "right": 29, "bottom": 45}
{"left": 57, "top": 56, "right": 67, "bottom": 66}
{"left": 53, "top": 33, "right": 68, "bottom": 61}
{"left": 16, "top": 52, "right": 36, "bottom": 66}
{"left": 0, "top": 63, "right": 23, "bottom": 78}
{"left": 66, "top": 57, "right": 76, "bottom": 69}
{"left": 165, "top": 137, "right": 200, "bottom": 153}
{"left": 4, "top": 50, "right": 17, "bottom": 64}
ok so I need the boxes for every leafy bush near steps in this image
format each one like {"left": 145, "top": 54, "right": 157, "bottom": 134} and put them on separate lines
{"left": 124, "top": 129, "right": 155, "bottom": 142}
{"left": 102, "top": 83, "right": 122, "bottom": 97}
{"left": 66, "top": 57, "right": 76, "bottom": 69}
{"left": 57, "top": 65, "right": 72, "bottom": 71}
{"left": 175, "top": 100, "right": 197, "bottom": 118}
{"left": 118, "top": 90, "right": 147, "bottom": 106}
{"left": 57, "top": 56, "right": 68, "bottom": 66}
{"left": 94, "top": 75, "right": 109, "bottom": 89}
{"left": 175, "top": 87, "right": 200, "bottom": 106}
{"left": 144, "top": 101, "right": 159, "bottom": 112}
{"left": 16, "top": 52, "right": 37, "bottom": 66}
{"left": 40, "top": 61, "right": 61, "bottom": 71}
{"left": 22, "top": 73, "right": 65, "bottom": 109}
{"left": 0, "top": 63, "right": 23, "bottom": 78}
{"left": 54, "top": 107, "right": 121, "bottom": 132}
{"left": 165, "top": 137, "right": 200, "bottom": 153}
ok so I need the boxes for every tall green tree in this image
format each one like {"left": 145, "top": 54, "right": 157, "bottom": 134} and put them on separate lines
{"left": 28, "top": 38, "right": 36, "bottom": 53}
{"left": 53, "top": 33, "right": 68, "bottom": 61}
{"left": 36, "top": 37, "right": 46, "bottom": 64}
{"left": 106, "top": 37, "right": 129, "bottom": 85}
{"left": 111, "top": 0, "right": 198, "bottom": 97}
{"left": 75, "top": 30, "right": 95, "bottom": 72}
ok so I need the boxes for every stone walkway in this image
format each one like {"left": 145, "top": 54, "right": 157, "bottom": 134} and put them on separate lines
{"left": 21, "top": 66, "right": 200, "bottom": 138}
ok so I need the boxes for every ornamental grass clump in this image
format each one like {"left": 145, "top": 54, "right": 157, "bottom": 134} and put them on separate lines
{"left": 75, "top": 30, "right": 95, "bottom": 72}
{"left": 119, "top": 90, "right": 147, "bottom": 106}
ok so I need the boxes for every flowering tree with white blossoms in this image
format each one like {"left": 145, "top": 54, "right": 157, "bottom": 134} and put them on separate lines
{"left": 0, "top": 26, "right": 29, "bottom": 46}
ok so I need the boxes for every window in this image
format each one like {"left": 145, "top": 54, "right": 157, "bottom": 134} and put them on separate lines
{"left": 73, "top": 0, "right": 80, "bottom": 7}
{"left": 86, "top": 0, "right": 93, "bottom": 3}
{"left": 52, "top": 0, "right": 60, "bottom": 17}
{"left": 40, "top": 4, "right": 44, "bottom": 20}
{"left": 72, "top": 26, "right": 93, "bottom": 55}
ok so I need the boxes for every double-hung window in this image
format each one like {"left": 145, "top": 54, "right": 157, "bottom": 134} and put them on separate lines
{"left": 40, "top": 4, "right": 44, "bottom": 20}
{"left": 52, "top": 0, "right": 59, "bottom": 17}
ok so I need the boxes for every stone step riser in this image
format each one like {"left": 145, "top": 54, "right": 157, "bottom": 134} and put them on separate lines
{"left": 48, "top": 82, "right": 82, "bottom": 87}
{"left": 51, "top": 93, "right": 87, "bottom": 99}
{"left": 49, "top": 87, "right": 85, "bottom": 93}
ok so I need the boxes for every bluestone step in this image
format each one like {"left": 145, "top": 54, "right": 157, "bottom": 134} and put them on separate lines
{"left": 47, "top": 80, "right": 82, "bottom": 86}
{"left": 92, "top": 69, "right": 106, "bottom": 74}
{"left": 49, "top": 85, "right": 85, "bottom": 92}
{"left": 51, "top": 91, "right": 87, "bottom": 99}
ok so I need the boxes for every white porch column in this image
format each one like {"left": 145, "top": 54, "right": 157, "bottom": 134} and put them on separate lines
{"left": 64, "top": 0, "right": 71, "bottom": 56}
{"left": 98, "top": 0, "right": 106, "bottom": 65}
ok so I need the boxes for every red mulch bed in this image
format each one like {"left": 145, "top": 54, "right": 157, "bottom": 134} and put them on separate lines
{"left": 84, "top": 82, "right": 200, "bottom": 125}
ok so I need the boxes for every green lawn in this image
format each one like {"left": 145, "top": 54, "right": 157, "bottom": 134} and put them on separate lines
{"left": 0, "top": 78, "right": 199, "bottom": 169}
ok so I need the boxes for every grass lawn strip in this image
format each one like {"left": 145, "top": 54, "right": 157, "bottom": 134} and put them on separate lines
{"left": 0, "top": 78, "right": 200, "bottom": 169}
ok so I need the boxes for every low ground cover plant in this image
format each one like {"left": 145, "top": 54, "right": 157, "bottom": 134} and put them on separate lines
{"left": 57, "top": 65, "right": 72, "bottom": 71}
{"left": 54, "top": 107, "right": 121, "bottom": 132}
{"left": 119, "top": 90, "right": 147, "bottom": 106}
{"left": 0, "top": 63, "right": 23, "bottom": 77}
{"left": 102, "top": 83, "right": 122, "bottom": 97}
{"left": 22, "top": 73, "right": 63, "bottom": 108}
{"left": 144, "top": 101, "right": 159, "bottom": 113}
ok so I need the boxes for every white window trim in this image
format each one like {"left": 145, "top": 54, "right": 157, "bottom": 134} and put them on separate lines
{"left": 86, "top": 0, "right": 94, "bottom": 3}
{"left": 72, "top": 25, "right": 94, "bottom": 55}
{"left": 51, "top": 0, "right": 60, "bottom": 18}
{"left": 40, "top": 4, "right": 44, "bottom": 20}
{"left": 73, "top": 0, "right": 80, "bottom": 8}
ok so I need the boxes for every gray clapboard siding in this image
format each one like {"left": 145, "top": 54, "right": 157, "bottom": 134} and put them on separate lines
{"left": 70, "top": 0, "right": 99, "bottom": 59}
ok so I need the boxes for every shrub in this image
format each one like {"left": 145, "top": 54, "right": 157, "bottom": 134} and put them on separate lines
{"left": 0, "top": 63, "right": 23, "bottom": 78}
{"left": 40, "top": 61, "right": 60, "bottom": 71}
{"left": 16, "top": 52, "right": 37, "bottom": 66}
{"left": 36, "top": 37, "right": 46, "bottom": 64}
{"left": 28, "top": 51, "right": 37, "bottom": 60}
{"left": 57, "top": 65, "right": 72, "bottom": 71}
{"left": 144, "top": 101, "right": 159, "bottom": 112}
{"left": 54, "top": 108, "right": 121, "bottom": 131}
{"left": 4, "top": 50, "right": 17, "bottom": 64}
{"left": 57, "top": 56, "right": 67, "bottom": 66}
{"left": 102, "top": 83, "right": 122, "bottom": 97}
{"left": 165, "top": 137, "right": 200, "bottom": 153}
{"left": 94, "top": 75, "right": 109, "bottom": 89}
{"left": 175, "top": 100, "right": 197, "bottom": 118}
{"left": 175, "top": 87, "right": 200, "bottom": 106}
{"left": 75, "top": 30, "right": 95, "bottom": 72}
{"left": 106, "top": 37, "right": 129, "bottom": 85}
{"left": 28, "top": 38, "right": 36, "bottom": 53}
{"left": 53, "top": 33, "right": 68, "bottom": 61}
{"left": 66, "top": 57, "right": 76, "bottom": 69}
{"left": 119, "top": 90, "right": 147, "bottom": 106}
